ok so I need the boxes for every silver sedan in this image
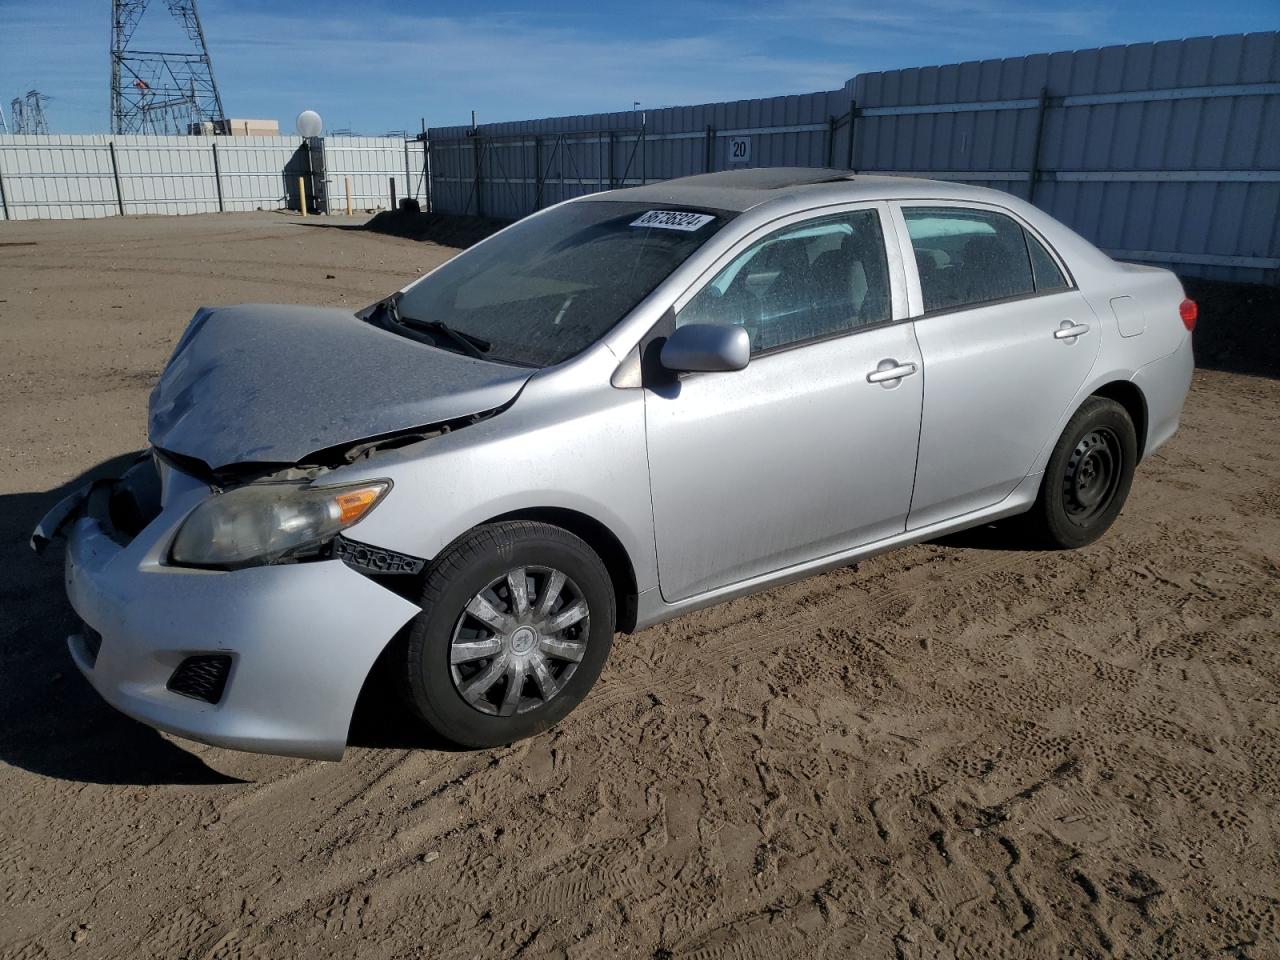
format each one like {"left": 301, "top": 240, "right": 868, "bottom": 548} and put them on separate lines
{"left": 34, "top": 168, "right": 1195, "bottom": 759}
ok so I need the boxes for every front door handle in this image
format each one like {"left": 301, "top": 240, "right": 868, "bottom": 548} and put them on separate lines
{"left": 867, "top": 359, "right": 919, "bottom": 384}
{"left": 1054, "top": 321, "right": 1090, "bottom": 341}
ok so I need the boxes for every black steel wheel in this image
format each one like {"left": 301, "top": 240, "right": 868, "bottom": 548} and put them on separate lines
{"left": 1062, "top": 426, "right": 1124, "bottom": 524}
{"left": 1025, "top": 396, "right": 1138, "bottom": 549}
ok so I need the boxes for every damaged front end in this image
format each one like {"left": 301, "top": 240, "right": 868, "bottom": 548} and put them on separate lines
{"left": 25, "top": 299, "right": 537, "bottom": 758}
{"left": 33, "top": 394, "right": 503, "bottom": 565}
{"left": 29, "top": 441, "right": 427, "bottom": 760}
{"left": 31, "top": 452, "right": 161, "bottom": 555}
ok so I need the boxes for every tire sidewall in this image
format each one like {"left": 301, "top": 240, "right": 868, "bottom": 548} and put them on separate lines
{"left": 406, "top": 525, "right": 615, "bottom": 748}
{"left": 1041, "top": 398, "right": 1137, "bottom": 548}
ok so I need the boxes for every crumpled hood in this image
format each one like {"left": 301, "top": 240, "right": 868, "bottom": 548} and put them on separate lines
{"left": 149, "top": 304, "right": 532, "bottom": 470}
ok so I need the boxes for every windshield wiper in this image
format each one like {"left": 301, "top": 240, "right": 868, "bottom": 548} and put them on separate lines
{"left": 376, "top": 296, "right": 491, "bottom": 360}
{"left": 400, "top": 316, "right": 491, "bottom": 360}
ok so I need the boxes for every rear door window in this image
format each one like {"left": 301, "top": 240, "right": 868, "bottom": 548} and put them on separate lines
{"left": 904, "top": 207, "right": 1037, "bottom": 313}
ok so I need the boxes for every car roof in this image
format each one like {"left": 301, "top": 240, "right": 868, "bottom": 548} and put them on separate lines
{"left": 592, "top": 167, "right": 1011, "bottom": 213}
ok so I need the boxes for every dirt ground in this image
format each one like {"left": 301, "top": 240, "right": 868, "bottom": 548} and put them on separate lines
{"left": 2, "top": 212, "right": 1278, "bottom": 960}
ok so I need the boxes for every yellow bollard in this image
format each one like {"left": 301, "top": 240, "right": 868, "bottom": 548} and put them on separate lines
{"left": 345, "top": 176, "right": 352, "bottom": 216}
{"left": 298, "top": 175, "right": 307, "bottom": 217}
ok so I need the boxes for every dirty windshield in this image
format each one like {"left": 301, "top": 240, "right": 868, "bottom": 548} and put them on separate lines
{"left": 391, "top": 201, "right": 730, "bottom": 367}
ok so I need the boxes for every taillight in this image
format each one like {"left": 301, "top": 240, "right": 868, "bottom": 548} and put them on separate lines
{"left": 1179, "top": 298, "right": 1197, "bottom": 332}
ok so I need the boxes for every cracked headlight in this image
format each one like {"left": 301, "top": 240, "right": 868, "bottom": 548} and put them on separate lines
{"left": 169, "top": 480, "right": 390, "bottom": 569}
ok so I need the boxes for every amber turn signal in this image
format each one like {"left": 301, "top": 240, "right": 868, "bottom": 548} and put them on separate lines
{"left": 333, "top": 485, "right": 387, "bottom": 524}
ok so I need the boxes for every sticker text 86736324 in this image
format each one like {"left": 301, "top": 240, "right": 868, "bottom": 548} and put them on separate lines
{"left": 630, "top": 210, "right": 715, "bottom": 232}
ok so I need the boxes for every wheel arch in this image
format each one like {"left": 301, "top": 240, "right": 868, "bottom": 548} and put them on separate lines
{"left": 484, "top": 506, "right": 640, "bottom": 633}
{"left": 1090, "top": 379, "right": 1149, "bottom": 458}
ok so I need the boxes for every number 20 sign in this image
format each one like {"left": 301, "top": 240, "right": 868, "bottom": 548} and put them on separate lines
{"left": 728, "top": 136, "right": 751, "bottom": 164}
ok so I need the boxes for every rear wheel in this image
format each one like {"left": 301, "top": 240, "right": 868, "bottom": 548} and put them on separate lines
{"left": 1025, "top": 396, "right": 1137, "bottom": 549}
{"left": 401, "top": 521, "right": 615, "bottom": 748}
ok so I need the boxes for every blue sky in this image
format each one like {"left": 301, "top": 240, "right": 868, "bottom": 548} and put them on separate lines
{"left": 1, "top": 0, "right": 1275, "bottom": 134}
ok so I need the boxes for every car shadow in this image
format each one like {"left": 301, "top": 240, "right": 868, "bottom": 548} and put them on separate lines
{"left": 1182, "top": 278, "right": 1280, "bottom": 381}
{"left": 929, "top": 518, "right": 1047, "bottom": 552}
{"left": 345, "top": 639, "right": 470, "bottom": 753}
{"left": 288, "top": 210, "right": 510, "bottom": 249}
{"left": 1, "top": 452, "right": 243, "bottom": 785}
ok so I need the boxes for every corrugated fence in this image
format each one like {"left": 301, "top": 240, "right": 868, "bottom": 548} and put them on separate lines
{"left": 428, "top": 31, "right": 1279, "bottom": 283}
{"left": 0, "top": 135, "right": 426, "bottom": 220}
{"left": 0, "top": 33, "right": 1275, "bottom": 283}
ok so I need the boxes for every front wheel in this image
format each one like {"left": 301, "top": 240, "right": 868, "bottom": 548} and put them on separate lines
{"left": 1025, "top": 396, "right": 1138, "bottom": 549}
{"left": 400, "top": 521, "right": 615, "bottom": 748}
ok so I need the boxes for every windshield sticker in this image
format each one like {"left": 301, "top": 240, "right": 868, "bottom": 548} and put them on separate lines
{"left": 631, "top": 210, "right": 715, "bottom": 232}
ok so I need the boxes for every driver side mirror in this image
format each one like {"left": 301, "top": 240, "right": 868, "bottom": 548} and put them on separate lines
{"left": 660, "top": 323, "right": 750, "bottom": 373}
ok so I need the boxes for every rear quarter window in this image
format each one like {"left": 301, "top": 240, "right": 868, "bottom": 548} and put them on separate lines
{"left": 1026, "top": 231, "right": 1070, "bottom": 292}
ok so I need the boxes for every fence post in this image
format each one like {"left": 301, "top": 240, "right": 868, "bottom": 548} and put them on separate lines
{"left": 534, "top": 135, "right": 543, "bottom": 210}
{"left": 846, "top": 99, "right": 858, "bottom": 171}
{"left": 826, "top": 115, "right": 837, "bottom": 167}
{"left": 108, "top": 141, "right": 125, "bottom": 216}
{"left": 556, "top": 135, "right": 565, "bottom": 205}
{"left": 424, "top": 139, "right": 432, "bottom": 213}
{"left": 1028, "top": 86, "right": 1050, "bottom": 205}
{"left": 471, "top": 136, "right": 484, "bottom": 217}
{"left": 211, "top": 141, "right": 225, "bottom": 212}
{"left": 607, "top": 131, "right": 615, "bottom": 189}
{"left": 389, "top": 177, "right": 397, "bottom": 209}
{"left": 0, "top": 157, "right": 9, "bottom": 221}
{"left": 704, "top": 125, "right": 714, "bottom": 173}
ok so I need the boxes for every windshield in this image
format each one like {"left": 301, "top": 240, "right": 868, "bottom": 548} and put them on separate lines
{"left": 392, "top": 201, "right": 731, "bottom": 367}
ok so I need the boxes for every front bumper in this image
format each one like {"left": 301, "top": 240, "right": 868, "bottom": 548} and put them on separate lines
{"left": 41, "top": 461, "right": 420, "bottom": 760}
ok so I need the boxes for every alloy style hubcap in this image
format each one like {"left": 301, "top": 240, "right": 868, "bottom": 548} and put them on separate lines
{"left": 1062, "top": 427, "right": 1121, "bottom": 523}
{"left": 449, "top": 566, "right": 589, "bottom": 717}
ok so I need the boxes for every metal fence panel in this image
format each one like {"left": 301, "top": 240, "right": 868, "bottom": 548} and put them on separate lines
{"left": 321, "top": 136, "right": 424, "bottom": 211}
{"left": 422, "top": 31, "right": 1277, "bottom": 283}
{"left": 212, "top": 137, "right": 300, "bottom": 211}
{"left": 0, "top": 135, "right": 118, "bottom": 220}
{"left": 0, "top": 134, "right": 412, "bottom": 221}
{"left": 847, "top": 31, "right": 1280, "bottom": 281}
{"left": 425, "top": 90, "right": 850, "bottom": 221}
{"left": 113, "top": 136, "right": 221, "bottom": 216}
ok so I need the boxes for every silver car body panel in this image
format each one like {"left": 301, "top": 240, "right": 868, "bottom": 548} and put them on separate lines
{"left": 895, "top": 198, "right": 1104, "bottom": 528}
{"left": 646, "top": 320, "right": 924, "bottom": 601}
{"left": 60, "top": 473, "right": 420, "bottom": 760}
{"left": 641, "top": 201, "right": 924, "bottom": 600}
{"left": 149, "top": 303, "right": 533, "bottom": 470}
{"left": 41, "top": 170, "right": 1194, "bottom": 758}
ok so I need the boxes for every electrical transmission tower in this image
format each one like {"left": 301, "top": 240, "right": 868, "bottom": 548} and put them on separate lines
{"left": 9, "top": 91, "right": 51, "bottom": 134}
{"left": 111, "top": 0, "right": 225, "bottom": 134}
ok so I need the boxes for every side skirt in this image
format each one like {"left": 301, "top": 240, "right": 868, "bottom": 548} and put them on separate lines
{"left": 631, "top": 472, "right": 1042, "bottom": 631}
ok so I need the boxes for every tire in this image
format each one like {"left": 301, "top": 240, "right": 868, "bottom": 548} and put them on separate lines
{"left": 1025, "top": 396, "right": 1138, "bottom": 549}
{"left": 400, "top": 521, "right": 615, "bottom": 748}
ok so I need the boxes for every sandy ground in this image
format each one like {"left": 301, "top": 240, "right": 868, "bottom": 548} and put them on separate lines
{"left": 1, "top": 212, "right": 1278, "bottom": 960}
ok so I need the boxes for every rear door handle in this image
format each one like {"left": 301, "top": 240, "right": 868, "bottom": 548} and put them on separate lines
{"left": 1054, "top": 321, "right": 1090, "bottom": 340}
{"left": 866, "top": 360, "right": 919, "bottom": 384}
